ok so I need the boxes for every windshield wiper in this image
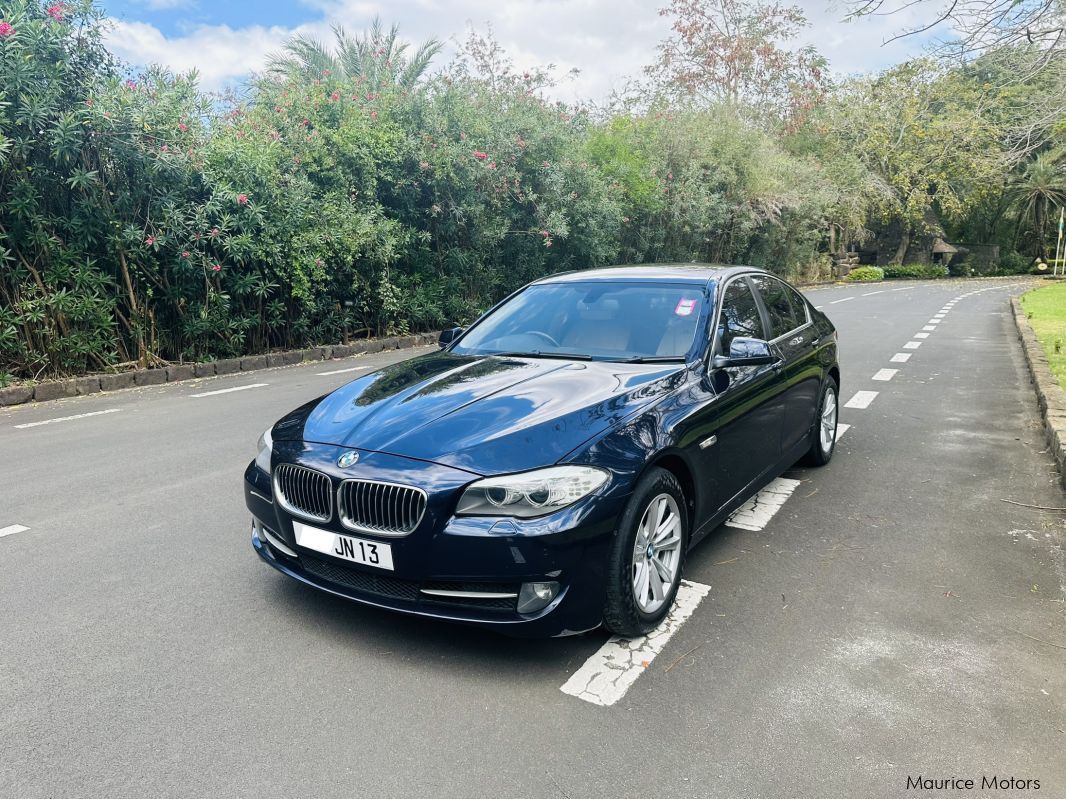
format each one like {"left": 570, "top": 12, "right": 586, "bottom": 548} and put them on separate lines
{"left": 614, "top": 355, "right": 687, "bottom": 363}
{"left": 488, "top": 350, "right": 593, "bottom": 361}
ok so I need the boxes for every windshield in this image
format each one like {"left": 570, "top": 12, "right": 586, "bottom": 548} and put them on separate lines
{"left": 452, "top": 281, "right": 705, "bottom": 361}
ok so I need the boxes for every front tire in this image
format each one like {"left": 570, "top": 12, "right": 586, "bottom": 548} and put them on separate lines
{"left": 603, "top": 467, "right": 689, "bottom": 637}
{"left": 804, "top": 376, "right": 839, "bottom": 466}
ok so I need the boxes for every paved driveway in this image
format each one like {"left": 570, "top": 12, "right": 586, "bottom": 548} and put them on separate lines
{"left": 1, "top": 278, "right": 1062, "bottom": 798}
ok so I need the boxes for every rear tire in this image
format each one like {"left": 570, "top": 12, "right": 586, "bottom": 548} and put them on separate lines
{"left": 603, "top": 467, "right": 689, "bottom": 637}
{"left": 804, "top": 376, "right": 839, "bottom": 466}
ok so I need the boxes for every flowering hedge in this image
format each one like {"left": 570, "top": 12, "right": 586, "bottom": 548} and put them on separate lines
{"left": 0, "top": 1, "right": 843, "bottom": 382}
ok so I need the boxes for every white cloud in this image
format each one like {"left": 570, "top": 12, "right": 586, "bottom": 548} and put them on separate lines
{"left": 104, "top": 0, "right": 933, "bottom": 97}
{"left": 142, "top": 0, "right": 197, "bottom": 10}
{"left": 106, "top": 19, "right": 298, "bottom": 91}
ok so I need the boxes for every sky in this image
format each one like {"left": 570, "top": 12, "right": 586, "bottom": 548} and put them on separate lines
{"left": 97, "top": 0, "right": 938, "bottom": 101}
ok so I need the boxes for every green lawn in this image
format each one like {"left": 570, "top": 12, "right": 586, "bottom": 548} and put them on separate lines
{"left": 1021, "top": 282, "right": 1066, "bottom": 388}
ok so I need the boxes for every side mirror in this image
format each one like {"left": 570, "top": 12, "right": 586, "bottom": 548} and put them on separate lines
{"left": 438, "top": 327, "right": 464, "bottom": 349}
{"left": 712, "top": 337, "right": 777, "bottom": 369}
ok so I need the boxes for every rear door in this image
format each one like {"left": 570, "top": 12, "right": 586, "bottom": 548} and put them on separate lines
{"left": 749, "top": 275, "right": 821, "bottom": 454}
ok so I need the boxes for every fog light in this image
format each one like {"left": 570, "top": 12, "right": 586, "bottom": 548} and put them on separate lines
{"left": 517, "top": 581, "right": 560, "bottom": 614}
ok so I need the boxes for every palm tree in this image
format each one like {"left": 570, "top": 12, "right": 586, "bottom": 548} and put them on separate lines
{"left": 1009, "top": 149, "right": 1066, "bottom": 257}
{"left": 267, "top": 19, "right": 442, "bottom": 93}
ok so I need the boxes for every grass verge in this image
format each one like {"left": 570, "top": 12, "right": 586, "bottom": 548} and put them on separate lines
{"left": 1020, "top": 282, "right": 1066, "bottom": 389}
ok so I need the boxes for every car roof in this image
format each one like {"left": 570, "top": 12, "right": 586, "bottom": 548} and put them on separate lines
{"left": 532, "top": 263, "right": 767, "bottom": 287}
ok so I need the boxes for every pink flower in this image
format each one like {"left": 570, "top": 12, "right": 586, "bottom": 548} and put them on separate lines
{"left": 301, "top": 118, "right": 310, "bottom": 127}
{"left": 145, "top": 236, "right": 155, "bottom": 246}
{"left": 542, "top": 160, "right": 550, "bottom": 168}
{"left": 181, "top": 251, "right": 190, "bottom": 258}
{"left": 330, "top": 91, "right": 340, "bottom": 101}
{"left": 211, "top": 264, "right": 222, "bottom": 272}
{"left": 178, "top": 122, "right": 188, "bottom": 132}
{"left": 540, "top": 230, "right": 550, "bottom": 238}
{"left": 210, "top": 227, "right": 220, "bottom": 238}
{"left": 125, "top": 79, "right": 136, "bottom": 89}
{"left": 322, "top": 69, "right": 332, "bottom": 76}
{"left": 488, "top": 161, "right": 496, "bottom": 170}
{"left": 237, "top": 193, "right": 249, "bottom": 206}
{"left": 161, "top": 144, "right": 169, "bottom": 152}
{"left": 370, "top": 111, "right": 378, "bottom": 120}
{"left": 46, "top": 4, "right": 67, "bottom": 22}
{"left": 0, "top": 21, "right": 15, "bottom": 37}
{"left": 472, "top": 151, "right": 488, "bottom": 160}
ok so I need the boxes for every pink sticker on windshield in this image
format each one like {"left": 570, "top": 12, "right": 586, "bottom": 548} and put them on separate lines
{"left": 675, "top": 298, "right": 697, "bottom": 316}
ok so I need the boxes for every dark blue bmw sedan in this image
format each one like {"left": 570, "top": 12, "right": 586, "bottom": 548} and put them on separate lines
{"left": 245, "top": 265, "right": 840, "bottom": 637}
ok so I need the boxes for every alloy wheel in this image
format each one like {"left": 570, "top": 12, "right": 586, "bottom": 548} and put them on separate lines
{"left": 631, "top": 493, "right": 683, "bottom": 614}
{"left": 820, "top": 388, "right": 838, "bottom": 453}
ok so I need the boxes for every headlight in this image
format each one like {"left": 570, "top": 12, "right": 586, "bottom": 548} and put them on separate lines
{"left": 255, "top": 427, "right": 273, "bottom": 474}
{"left": 455, "top": 466, "right": 609, "bottom": 518}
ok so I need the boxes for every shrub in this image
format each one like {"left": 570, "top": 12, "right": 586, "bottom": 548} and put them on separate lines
{"left": 996, "top": 251, "right": 1032, "bottom": 275}
{"left": 882, "top": 263, "right": 948, "bottom": 279}
{"left": 845, "top": 266, "right": 884, "bottom": 282}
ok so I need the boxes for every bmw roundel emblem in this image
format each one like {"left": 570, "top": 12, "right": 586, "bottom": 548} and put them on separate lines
{"left": 337, "top": 451, "right": 360, "bottom": 468}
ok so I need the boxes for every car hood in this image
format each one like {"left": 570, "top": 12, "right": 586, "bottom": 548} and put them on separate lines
{"left": 273, "top": 351, "right": 687, "bottom": 475}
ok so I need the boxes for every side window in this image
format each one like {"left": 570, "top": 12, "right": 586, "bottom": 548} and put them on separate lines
{"left": 718, "top": 280, "right": 766, "bottom": 352}
{"left": 784, "top": 284, "right": 809, "bottom": 326}
{"left": 750, "top": 276, "right": 800, "bottom": 338}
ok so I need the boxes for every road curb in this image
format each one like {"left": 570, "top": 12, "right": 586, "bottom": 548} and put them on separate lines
{"left": 0, "top": 332, "right": 441, "bottom": 408}
{"left": 1010, "top": 295, "right": 1066, "bottom": 488}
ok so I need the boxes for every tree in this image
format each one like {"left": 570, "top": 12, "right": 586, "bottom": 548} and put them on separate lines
{"left": 1008, "top": 149, "right": 1066, "bottom": 255}
{"left": 825, "top": 60, "right": 1007, "bottom": 263}
{"left": 645, "top": 0, "right": 827, "bottom": 128}
{"left": 266, "top": 18, "right": 442, "bottom": 93}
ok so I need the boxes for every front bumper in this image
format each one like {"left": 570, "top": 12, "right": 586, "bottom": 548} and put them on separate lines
{"left": 245, "top": 448, "right": 627, "bottom": 637}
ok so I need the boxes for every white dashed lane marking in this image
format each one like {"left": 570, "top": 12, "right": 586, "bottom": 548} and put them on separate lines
{"left": 861, "top": 291, "right": 884, "bottom": 296}
{"left": 0, "top": 524, "right": 30, "bottom": 539}
{"left": 890, "top": 353, "right": 911, "bottom": 363}
{"left": 913, "top": 332, "right": 930, "bottom": 339}
{"left": 14, "top": 408, "right": 122, "bottom": 429}
{"left": 190, "top": 383, "right": 268, "bottom": 398}
{"left": 922, "top": 325, "right": 936, "bottom": 331}
{"left": 560, "top": 580, "right": 711, "bottom": 706}
{"left": 845, "top": 390, "right": 879, "bottom": 409}
{"left": 872, "top": 369, "right": 898, "bottom": 381}
{"left": 903, "top": 341, "right": 922, "bottom": 350}
{"left": 726, "top": 477, "right": 802, "bottom": 531}
{"left": 836, "top": 423, "right": 851, "bottom": 441}
{"left": 317, "top": 366, "right": 369, "bottom": 376}
{"left": 830, "top": 297, "right": 854, "bottom": 304}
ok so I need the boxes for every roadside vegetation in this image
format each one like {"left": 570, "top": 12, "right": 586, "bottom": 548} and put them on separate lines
{"left": 1021, "top": 283, "right": 1066, "bottom": 389}
{"left": 0, "top": 0, "right": 1064, "bottom": 382}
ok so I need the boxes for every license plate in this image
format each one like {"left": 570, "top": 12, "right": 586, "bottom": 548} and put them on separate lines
{"left": 292, "top": 521, "right": 394, "bottom": 571}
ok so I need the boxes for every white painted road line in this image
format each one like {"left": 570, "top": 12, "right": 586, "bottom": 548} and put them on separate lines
{"left": 903, "top": 341, "right": 922, "bottom": 350}
{"left": 890, "top": 353, "right": 912, "bottom": 363}
{"left": 913, "top": 332, "right": 930, "bottom": 339}
{"left": 317, "top": 366, "right": 369, "bottom": 376}
{"left": 836, "top": 423, "right": 851, "bottom": 441}
{"left": 0, "top": 524, "right": 30, "bottom": 539}
{"left": 845, "top": 390, "right": 879, "bottom": 409}
{"left": 726, "top": 477, "right": 802, "bottom": 531}
{"left": 872, "top": 369, "right": 898, "bottom": 381}
{"left": 14, "top": 408, "right": 122, "bottom": 429}
{"left": 560, "top": 580, "right": 711, "bottom": 706}
{"left": 862, "top": 291, "right": 884, "bottom": 296}
{"left": 189, "top": 383, "right": 268, "bottom": 398}
{"left": 922, "top": 325, "right": 936, "bottom": 331}
{"left": 928, "top": 319, "right": 941, "bottom": 324}
{"left": 830, "top": 297, "right": 854, "bottom": 304}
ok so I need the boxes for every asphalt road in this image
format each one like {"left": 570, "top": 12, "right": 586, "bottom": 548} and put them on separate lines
{"left": 2, "top": 277, "right": 1063, "bottom": 799}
